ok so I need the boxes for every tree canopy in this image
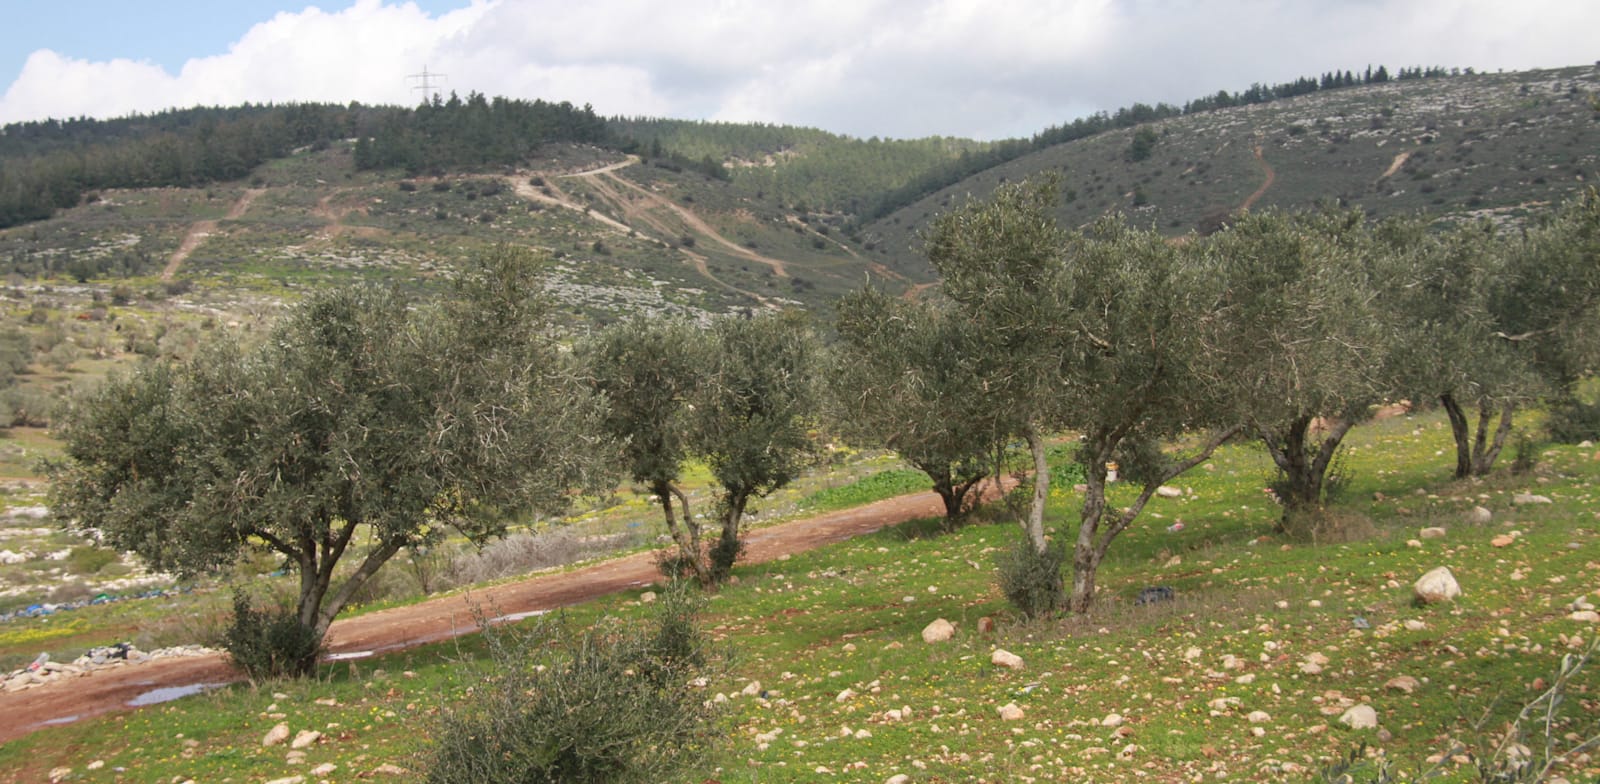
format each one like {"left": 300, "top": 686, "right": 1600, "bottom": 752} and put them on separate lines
{"left": 49, "top": 246, "right": 610, "bottom": 675}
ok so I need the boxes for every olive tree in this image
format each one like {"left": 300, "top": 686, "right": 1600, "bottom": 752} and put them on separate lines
{"left": 1207, "top": 210, "right": 1398, "bottom": 530}
{"left": 1498, "top": 190, "right": 1600, "bottom": 441}
{"left": 586, "top": 317, "right": 711, "bottom": 583}
{"left": 830, "top": 287, "right": 1010, "bottom": 527}
{"left": 926, "top": 178, "right": 1070, "bottom": 560}
{"left": 1380, "top": 219, "right": 1538, "bottom": 478}
{"left": 49, "top": 246, "right": 610, "bottom": 676}
{"left": 695, "top": 310, "right": 819, "bottom": 584}
{"left": 929, "top": 178, "right": 1238, "bottom": 613}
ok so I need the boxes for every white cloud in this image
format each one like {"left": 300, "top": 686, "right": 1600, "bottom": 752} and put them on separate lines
{"left": 3, "top": 0, "right": 1598, "bottom": 138}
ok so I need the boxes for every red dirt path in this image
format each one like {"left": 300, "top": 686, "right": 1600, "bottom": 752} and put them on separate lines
{"left": 0, "top": 482, "right": 1011, "bottom": 745}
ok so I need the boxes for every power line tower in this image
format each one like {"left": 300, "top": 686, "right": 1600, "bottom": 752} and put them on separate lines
{"left": 406, "top": 66, "right": 448, "bottom": 103}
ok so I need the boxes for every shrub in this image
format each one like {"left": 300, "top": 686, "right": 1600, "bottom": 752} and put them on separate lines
{"left": 1546, "top": 397, "right": 1600, "bottom": 443}
{"left": 996, "top": 538, "right": 1065, "bottom": 620}
{"left": 221, "top": 590, "right": 323, "bottom": 680}
{"left": 66, "top": 545, "right": 117, "bottom": 575}
{"left": 425, "top": 583, "right": 722, "bottom": 784}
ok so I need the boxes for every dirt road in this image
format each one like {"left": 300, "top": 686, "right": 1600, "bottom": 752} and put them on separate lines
{"left": 160, "top": 188, "right": 263, "bottom": 281}
{"left": 1239, "top": 146, "right": 1276, "bottom": 211}
{"left": 0, "top": 482, "right": 1013, "bottom": 744}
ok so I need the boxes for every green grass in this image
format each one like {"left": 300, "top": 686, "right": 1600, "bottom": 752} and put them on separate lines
{"left": 798, "top": 468, "right": 930, "bottom": 512}
{"left": 3, "top": 407, "right": 1599, "bottom": 783}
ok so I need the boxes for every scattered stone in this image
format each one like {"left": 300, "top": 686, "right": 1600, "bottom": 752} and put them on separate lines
{"left": 1339, "top": 705, "right": 1379, "bottom": 730}
{"left": 310, "top": 763, "right": 337, "bottom": 776}
{"left": 1413, "top": 567, "right": 1462, "bottom": 604}
{"left": 886, "top": 775, "right": 911, "bottom": 784}
{"left": 639, "top": 591, "right": 657, "bottom": 603}
{"left": 1419, "top": 527, "right": 1447, "bottom": 539}
{"left": 741, "top": 680, "right": 762, "bottom": 697}
{"left": 264, "top": 777, "right": 304, "bottom": 784}
{"left": 86, "top": 761, "right": 104, "bottom": 771}
{"left": 836, "top": 688, "right": 856, "bottom": 703}
{"left": 370, "top": 763, "right": 409, "bottom": 776}
{"left": 1385, "top": 675, "right": 1420, "bottom": 694}
{"left": 1512, "top": 493, "right": 1552, "bottom": 505}
{"left": 1467, "top": 506, "right": 1493, "bottom": 524}
{"left": 48, "top": 768, "right": 71, "bottom": 783}
{"left": 1183, "top": 646, "right": 1202, "bottom": 661}
{"left": 313, "top": 697, "right": 338, "bottom": 707}
{"left": 1247, "top": 710, "right": 1271, "bottom": 723}
{"left": 1570, "top": 610, "right": 1600, "bottom": 623}
{"left": 921, "top": 618, "right": 956, "bottom": 643}
{"left": 991, "top": 649, "right": 1024, "bottom": 670}
{"left": 263, "top": 722, "right": 291, "bottom": 747}
{"left": 1404, "top": 619, "right": 1428, "bottom": 631}
{"left": 1102, "top": 713, "right": 1125, "bottom": 727}
{"left": 291, "top": 729, "right": 323, "bottom": 749}
{"left": 1156, "top": 486, "right": 1183, "bottom": 498}
{"left": 977, "top": 616, "right": 995, "bottom": 635}
{"left": 1491, "top": 534, "right": 1516, "bottom": 548}
{"left": 998, "top": 703, "right": 1025, "bottom": 720}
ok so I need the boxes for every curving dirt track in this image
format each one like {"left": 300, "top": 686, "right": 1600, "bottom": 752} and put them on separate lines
{"left": 160, "top": 188, "right": 264, "bottom": 281}
{"left": 1239, "top": 146, "right": 1276, "bottom": 211}
{"left": 0, "top": 481, "right": 1014, "bottom": 745}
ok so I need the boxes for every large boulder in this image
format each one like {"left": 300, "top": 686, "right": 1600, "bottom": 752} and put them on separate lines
{"left": 921, "top": 618, "right": 956, "bottom": 643}
{"left": 1413, "top": 567, "right": 1461, "bottom": 604}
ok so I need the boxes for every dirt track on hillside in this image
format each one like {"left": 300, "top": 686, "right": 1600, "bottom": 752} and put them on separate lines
{"left": 0, "top": 481, "right": 1014, "bottom": 745}
{"left": 160, "top": 188, "right": 263, "bottom": 281}
{"left": 1240, "top": 146, "right": 1276, "bottom": 211}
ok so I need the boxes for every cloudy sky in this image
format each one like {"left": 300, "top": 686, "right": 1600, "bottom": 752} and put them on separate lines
{"left": 3, "top": 0, "right": 1597, "bottom": 140}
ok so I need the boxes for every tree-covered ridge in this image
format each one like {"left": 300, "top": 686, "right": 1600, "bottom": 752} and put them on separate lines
{"left": 353, "top": 92, "right": 608, "bottom": 173}
{"left": 0, "top": 103, "right": 356, "bottom": 227}
{"left": 0, "top": 96, "right": 609, "bottom": 228}
{"left": 611, "top": 117, "right": 990, "bottom": 214}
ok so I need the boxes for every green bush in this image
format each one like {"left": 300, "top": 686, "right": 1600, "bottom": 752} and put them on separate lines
{"left": 996, "top": 538, "right": 1065, "bottom": 620}
{"left": 426, "top": 583, "right": 722, "bottom": 784}
{"left": 1546, "top": 397, "right": 1600, "bottom": 443}
{"left": 221, "top": 590, "right": 323, "bottom": 680}
{"left": 66, "top": 545, "right": 117, "bottom": 575}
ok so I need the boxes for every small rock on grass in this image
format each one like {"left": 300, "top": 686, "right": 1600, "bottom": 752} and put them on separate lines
{"left": 1467, "top": 506, "right": 1492, "bottom": 524}
{"left": 262, "top": 722, "right": 290, "bottom": 747}
{"left": 290, "top": 729, "right": 322, "bottom": 749}
{"left": 991, "top": 649, "right": 1024, "bottom": 669}
{"left": 1339, "top": 704, "right": 1379, "bottom": 730}
{"left": 1385, "top": 675, "right": 1420, "bottom": 694}
{"left": 886, "top": 775, "right": 911, "bottom": 784}
{"left": 1571, "top": 610, "right": 1600, "bottom": 623}
{"left": 1512, "top": 493, "right": 1552, "bottom": 505}
{"left": 1419, "top": 527, "right": 1447, "bottom": 539}
{"left": 921, "top": 618, "right": 956, "bottom": 643}
{"left": 310, "top": 763, "right": 337, "bottom": 776}
{"left": 998, "top": 703, "right": 1025, "bottom": 720}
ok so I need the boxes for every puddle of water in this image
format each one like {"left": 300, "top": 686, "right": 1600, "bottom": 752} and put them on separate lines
{"left": 41, "top": 715, "right": 79, "bottom": 726}
{"left": 324, "top": 650, "right": 374, "bottom": 661}
{"left": 488, "top": 609, "right": 549, "bottom": 624}
{"left": 127, "top": 682, "right": 226, "bottom": 707}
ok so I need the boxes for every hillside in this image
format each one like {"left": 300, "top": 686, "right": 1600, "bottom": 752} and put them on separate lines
{"left": 0, "top": 64, "right": 1595, "bottom": 384}
{"left": 862, "top": 65, "right": 1600, "bottom": 277}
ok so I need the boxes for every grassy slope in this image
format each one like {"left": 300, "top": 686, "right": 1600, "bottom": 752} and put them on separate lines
{"left": 3, "top": 408, "right": 1597, "bottom": 783}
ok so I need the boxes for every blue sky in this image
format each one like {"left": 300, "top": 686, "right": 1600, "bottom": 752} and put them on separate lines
{"left": 0, "top": 1, "right": 468, "bottom": 84}
{"left": 4, "top": 1, "right": 1599, "bottom": 140}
